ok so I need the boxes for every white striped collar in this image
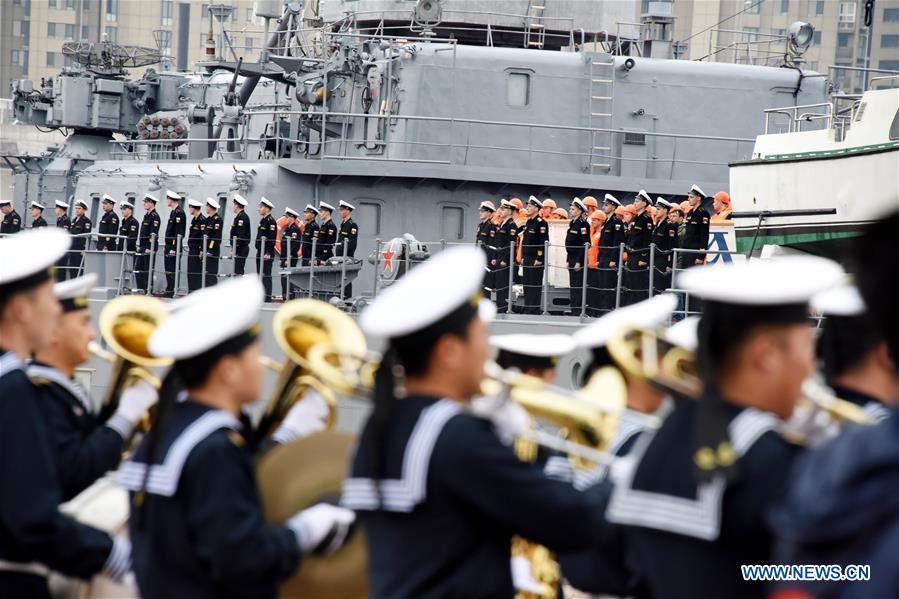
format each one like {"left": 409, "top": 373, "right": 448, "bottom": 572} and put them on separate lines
{"left": 606, "top": 407, "right": 779, "bottom": 541}
{"left": 340, "top": 399, "right": 462, "bottom": 513}
{"left": 26, "top": 364, "right": 94, "bottom": 414}
{"left": 862, "top": 401, "right": 891, "bottom": 423}
{"left": 117, "top": 410, "right": 240, "bottom": 497}
{"left": 0, "top": 352, "right": 24, "bottom": 379}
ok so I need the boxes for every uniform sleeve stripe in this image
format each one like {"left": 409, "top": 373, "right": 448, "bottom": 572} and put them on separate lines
{"left": 103, "top": 536, "right": 131, "bottom": 581}
{"left": 105, "top": 414, "right": 135, "bottom": 440}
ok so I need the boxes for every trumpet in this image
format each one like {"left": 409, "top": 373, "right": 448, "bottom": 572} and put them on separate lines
{"left": 90, "top": 295, "right": 171, "bottom": 424}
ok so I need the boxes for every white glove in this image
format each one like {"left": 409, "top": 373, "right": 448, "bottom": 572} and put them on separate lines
{"left": 106, "top": 380, "right": 158, "bottom": 439}
{"left": 287, "top": 503, "right": 356, "bottom": 555}
{"left": 271, "top": 389, "right": 329, "bottom": 444}
{"left": 511, "top": 556, "right": 546, "bottom": 594}
{"left": 470, "top": 392, "right": 531, "bottom": 447}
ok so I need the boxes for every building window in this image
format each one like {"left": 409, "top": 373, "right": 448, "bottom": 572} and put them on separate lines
{"left": 105, "top": 25, "right": 117, "bottom": 42}
{"left": 83, "top": 0, "right": 89, "bottom": 8}
{"left": 886, "top": 8, "right": 899, "bottom": 21}
{"left": 201, "top": 3, "right": 209, "bottom": 16}
{"left": 815, "top": 0, "right": 824, "bottom": 15}
{"left": 882, "top": 35, "right": 899, "bottom": 48}
{"left": 507, "top": 72, "right": 530, "bottom": 107}
{"left": 246, "top": 37, "right": 257, "bottom": 51}
{"left": 246, "top": 7, "right": 254, "bottom": 21}
{"left": 157, "top": 30, "right": 172, "bottom": 49}
{"left": 47, "top": 51, "right": 54, "bottom": 66}
{"left": 48, "top": 0, "right": 57, "bottom": 7}
{"left": 779, "top": 0, "right": 789, "bottom": 14}
{"left": 838, "top": 32, "right": 852, "bottom": 47}
{"left": 23, "top": 0, "right": 31, "bottom": 16}
{"left": 879, "top": 60, "right": 899, "bottom": 71}
{"left": 106, "top": 0, "right": 117, "bottom": 22}
{"left": 441, "top": 206, "right": 464, "bottom": 240}
{"left": 65, "top": 0, "right": 74, "bottom": 8}
{"left": 48, "top": 22, "right": 57, "bottom": 36}
{"left": 161, "top": 0, "right": 173, "bottom": 26}
{"left": 22, "top": 50, "right": 29, "bottom": 74}
{"left": 746, "top": 1, "right": 761, "bottom": 15}
{"left": 838, "top": 2, "right": 856, "bottom": 23}
{"left": 82, "top": 25, "right": 89, "bottom": 39}
{"left": 65, "top": 23, "right": 75, "bottom": 38}
{"left": 742, "top": 27, "right": 759, "bottom": 43}
{"left": 11, "top": 49, "right": 20, "bottom": 66}
{"left": 812, "top": 31, "right": 821, "bottom": 46}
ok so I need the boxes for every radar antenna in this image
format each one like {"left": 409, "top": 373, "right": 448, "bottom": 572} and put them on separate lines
{"left": 61, "top": 38, "right": 162, "bottom": 77}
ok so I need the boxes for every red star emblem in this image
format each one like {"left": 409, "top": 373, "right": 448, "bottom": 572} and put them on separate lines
{"left": 382, "top": 246, "right": 395, "bottom": 270}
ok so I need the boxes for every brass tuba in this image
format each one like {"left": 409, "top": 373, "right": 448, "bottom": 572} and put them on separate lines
{"left": 90, "top": 295, "right": 172, "bottom": 423}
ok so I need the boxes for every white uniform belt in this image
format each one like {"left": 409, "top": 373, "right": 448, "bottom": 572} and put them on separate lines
{"left": 0, "top": 559, "right": 50, "bottom": 577}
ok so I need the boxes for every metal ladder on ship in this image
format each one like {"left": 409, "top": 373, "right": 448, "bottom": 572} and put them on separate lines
{"left": 523, "top": 0, "right": 547, "bottom": 49}
{"left": 587, "top": 52, "right": 615, "bottom": 173}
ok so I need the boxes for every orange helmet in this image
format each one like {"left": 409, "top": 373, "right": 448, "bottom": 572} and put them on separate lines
{"left": 624, "top": 204, "right": 637, "bottom": 215}
{"left": 589, "top": 210, "right": 606, "bottom": 223}
{"left": 542, "top": 198, "right": 557, "bottom": 210}
{"left": 583, "top": 196, "right": 598, "bottom": 209}
{"left": 615, "top": 206, "right": 627, "bottom": 218}
{"left": 714, "top": 191, "right": 731, "bottom": 206}
{"left": 552, "top": 208, "right": 568, "bottom": 219}
{"left": 680, "top": 200, "right": 692, "bottom": 214}
{"left": 510, "top": 198, "right": 523, "bottom": 211}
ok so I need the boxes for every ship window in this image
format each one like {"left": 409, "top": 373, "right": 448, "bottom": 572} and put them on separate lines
{"left": 358, "top": 201, "right": 381, "bottom": 236}
{"left": 441, "top": 206, "right": 464, "bottom": 240}
{"left": 889, "top": 109, "right": 899, "bottom": 141}
{"left": 507, "top": 73, "right": 530, "bottom": 107}
{"left": 624, "top": 131, "right": 646, "bottom": 145}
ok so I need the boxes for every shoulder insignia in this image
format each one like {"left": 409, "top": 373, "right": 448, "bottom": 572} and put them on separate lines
{"left": 615, "top": 224, "right": 621, "bottom": 230}
{"left": 313, "top": 231, "right": 319, "bottom": 237}
{"left": 29, "top": 376, "right": 52, "bottom": 387}
{"left": 351, "top": 228, "right": 357, "bottom": 234}
{"left": 175, "top": 217, "right": 181, "bottom": 223}
{"left": 703, "top": 218, "right": 709, "bottom": 224}
{"left": 228, "top": 431, "right": 246, "bottom": 448}
{"left": 214, "top": 223, "right": 220, "bottom": 230}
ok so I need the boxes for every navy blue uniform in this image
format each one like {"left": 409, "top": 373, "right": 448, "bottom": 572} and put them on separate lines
{"left": 831, "top": 385, "right": 891, "bottom": 422}
{"left": 624, "top": 211, "right": 654, "bottom": 305}
{"left": 55, "top": 214, "right": 72, "bottom": 280}
{"left": 280, "top": 223, "right": 300, "bottom": 300}
{"left": 230, "top": 210, "right": 252, "bottom": 275}
{"left": 651, "top": 217, "right": 678, "bottom": 294}
{"left": 492, "top": 218, "right": 518, "bottom": 312}
{"left": 476, "top": 220, "right": 498, "bottom": 298}
{"left": 520, "top": 216, "right": 548, "bottom": 314}
{"left": 204, "top": 213, "right": 223, "bottom": 287}
{"left": 164, "top": 207, "right": 186, "bottom": 297}
{"left": 565, "top": 215, "right": 591, "bottom": 311}
{"left": 119, "top": 401, "right": 301, "bottom": 598}
{"left": 1, "top": 210, "right": 21, "bottom": 234}
{"left": 682, "top": 207, "right": 710, "bottom": 266}
{"left": 118, "top": 216, "right": 139, "bottom": 252}
{"left": 317, "top": 219, "right": 337, "bottom": 262}
{"left": 0, "top": 351, "right": 126, "bottom": 596}
{"left": 604, "top": 397, "right": 801, "bottom": 598}
{"left": 67, "top": 214, "right": 92, "bottom": 278}
{"left": 97, "top": 210, "right": 119, "bottom": 251}
{"left": 187, "top": 214, "right": 206, "bottom": 292}
{"left": 27, "top": 362, "right": 128, "bottom": 501}
{"left": 598, "top": 214, "right": 626, "bottom": 311}
{"left": 135, "top": 209, "right": 161, "bottom": 292}
{"left": 341, "top": 395, "right": 610, "bottom": 598}
{"left": 336, "top": 218, "right": 358, "bottom": 258}
{"left": 255, "top": 214, "right": 278, "bottom": 301}
{"left": 301, "top": 220, "right": 319, "bottom": 266}
{"left": 31, "top": 216, "right": 47, "bottom": 228}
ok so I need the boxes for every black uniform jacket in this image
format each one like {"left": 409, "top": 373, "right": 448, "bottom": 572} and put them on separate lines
{"left": 336, "top": 219, "right": 358, "bottom": 257}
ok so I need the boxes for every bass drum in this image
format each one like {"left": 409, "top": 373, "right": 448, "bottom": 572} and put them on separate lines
{"left": 257, "top": 431, "right": 367, "bottom": 599}
{"left": 48, "top": 475, "right": 134, "bottom": 598}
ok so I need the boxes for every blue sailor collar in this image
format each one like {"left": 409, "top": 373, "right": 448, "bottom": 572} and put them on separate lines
{"left": 605, "top": 406, "right": 779, "bottom": 541}
{"left": 117, "top": 408, "right": 241, "bottom": 497}
{"left": 0, "top": 351, "right": 25, "bottom": 379}
{"left": 27, "top": 362, "right": 94, "bottom": 415}
{"left": 340, "top": 398, "right": 462, "bottom": 513}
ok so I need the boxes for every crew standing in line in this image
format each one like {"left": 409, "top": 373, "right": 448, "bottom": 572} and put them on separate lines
{"left": 0, "top": 198, "right": 21, "bottom": 234}
{"left": 682, "top": 184, "right": 710, "bottom": 268}
{"left": 651, "top": 197, "right": 677, "bottom": 295}
{"left": 256, "top": 197, "right": 278, "bottom": 303}
{"left": 565, "top": 198, "right": 591, "bottom": 314}
{"left": 520, "top": 196, "right": 548, "bottom": 315}
{"left": 300, "top": 204, "right": 320, "bottom": 266}
{"left": 476, "top": 200, "right": 498, "bottom": 300}
{"left": 69, "top": 199, "right": 92, "bottom": 278}
{"left": 230, "top": 195, "right": 251, "bottom": 276}
{"left": 55, "top": 199, "right": 72, "bottom": 280}
{"left": 96, "top": 195, "right": 120, "bottom": 251}
{"left": 317, "top": 202, "right": 338, "bottom": 264}
{"left": 598, "top": 194, "right": 625, "bottom": 312}
{"left": 30, "top": 202, "right": 48, "bottom": 228}
{"left": 623, "top": 190, "right": 654, "bottom": 306}
{"left": 186, "top": 198, "right": 206, "bottom": 293}
{"left": 335, "top": 200, "right": 358, "bottom": 298}
{"left": 118, "top": 199, "right": 139, "bottom": 290}
{"left": 203, "top": 197, "right": 223, "bottom": 287}
{"left": 280, "top": 208, "right": 301, "bottom": 301}
{"left": 492, "top": 199, "right": 518, "bottom": 313}
{"left": 135, "top": 194, "right": 161, "bottom": 294}
{"left": 163, "top": 190, "right": 186, "bottom": 298}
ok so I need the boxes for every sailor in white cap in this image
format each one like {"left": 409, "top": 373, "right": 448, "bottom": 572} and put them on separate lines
{"left": 162, "top": 191, "right": 186, "bottom": 298}
{"left": 603, "top": 255, "right": 844, "bottom": 598}
{"left": 300, "top": 204, "right": 320, "bottom": 266}
{"left": 135, "top": 193, "right": 162, "bottom": 293}
{"left": 96, "top": 194, "right": 119, "bottom": 251}
{"left": 0, "top": 230, "right": 132, "bottom": 595}
{"left": 492, "top": 198, "right": 519, "bottom": 312}
{"left": 118, "top": 277, "right": 355, "bottom": 597}
{"left": 202, "top": 197, "right": 222, "bottom": 287}
{"left": 53, "top": 200, "right": 73, "bottom": 279}
{"left": 597, "top": 193, "right": 626, "bottom": 313}
{"left": 279, "top": 208, "right": 301, "bottom": 300}
{"left": 253, "top": 198, "right": 278, "bottom": 302}
{"left": 682, "top": 184, "right": 710, "bottom": 269}
{"left": 0, "top": 198, "right": 20, "bottom": 235}
{"left": 229, "top": 194, "right": 251, "bottom": 275}
{"left": 30, "top": 201, "right": 48, "bottom": 229}
{"left": 520, "top": 196, "right": 549, "bottom": 313}
{"left": 491, "top": 334, "right": 575, "bottom": 384}
{"left": 340, "top": 245, "right": 610, "bottom": 597}
{"left": 118, "top": 198, "right": 139, "bottom": 256}
{"left": 476, "top": 201, "right": 498, "bottom": 299}
{"left": 67, "top": 199, "right": 92, "bottom": 278}
{"left": 316, "top": 202, "right": 337, "bottom": 266}
{"left": 810, "top": 284, "right": 895, "bottom": 422}
{"left": 336, "top": 200, "right": 359, "bottom": 297}
{"left": 566, "top": 198, "right": 591, "bottom": 313}
{"left": 186, "top": 199, "right": 206, "bottom": 292}
{"left": 29, "top": 273, "right": 158, "bottom": 500}
{"left": 622, "top": 190, "right": 655, "bottom": 307}
{"left": 650, "top": 196, "right": 677, "bottom": 295}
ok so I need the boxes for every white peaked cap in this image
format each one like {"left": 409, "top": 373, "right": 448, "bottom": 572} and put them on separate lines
{"left": 0, "top": 229, "right": 71, "bottom": 286}
{"left": 574, "top": 293, "right": 678, "bottom": 349}
{"left": 490, "top": 333, "right": 576, "bottom": 358}
{"left": 206, "top": 197, "right": 220, "bottom": 210}
{"left": 810, "top": 284, "right": 866, "bottom": 317}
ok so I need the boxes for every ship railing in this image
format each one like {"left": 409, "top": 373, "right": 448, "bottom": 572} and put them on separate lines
{"left": 763, "top": 102, "right": 833, "bottom": 135}
{"left": 827, "top": 64, "right": 899, "bottom": 94}
{"left": 702, "top": 28, "right": 789, "bottom": 66}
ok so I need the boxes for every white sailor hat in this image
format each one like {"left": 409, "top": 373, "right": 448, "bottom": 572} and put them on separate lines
{"left": 0, "top": 229, "right": 70, "bottom": 292}
{"left": 165, "top": 190, "right": 182, "bottom": 201}
{"left": 260, "top": 197, "right": 274, "bottom": 209}
{"left": 663, "top": 316, "right": 700, "bottom": 352}
{"left": 74, "top": 199, "right": 89, "bottom": 209}
{"left": 233, "top": 194, "right": 248, "bottom": 207}
{"left": 187, "top": 198, "right": 203, "bottom": 209}
{"left": 0, "top": 198, "right": 11, "bottom": 206}
{"left": 360, "top": 246, "right": 496, "bottom": 338}
{"left": 54, "top": 272, "right": 97, "bottom": 313}
{"left": 31, "top": 201, "right": 45, "bottom": 211}
{"left": 571, "top": 197, "right": 586, "bottom": 212}
{"left": 679, "top": 256, "right": 844, "bottom": 306}
{"left": 655, "top": 197, "right": 672, "bottom": 209}
{"left": 339, "top": 200, "right": 355, "bottom": 211}
{"left": 500, "top": 198, "right": 514, "bottom": 209}
{"left": 304, "top": 204, "right": 317, "bottom": 213}
{"left": 810, "top": 284, "right": 865, "bottom": 317}
{"left": 143, "top": 193, "right": 159, "bottom": 204}
{"left": 101, "top": 194, "right": 116, "bottom": 205}
{"left": 527, "top": 195, "right": 542, "bottom": 209}
{"left": 284, "top": 207, "right": 299, "bottom": 217}
{"left": 636, "top": 190, "right": 652, "bottom": 204}
{"left": 149, "top": 277, "right": 264, "bottom": 360}
{"left": 603, "top": 193, "right": 621, "bottom": 207}
{"left": 688, "top": 184, "right": 705, "bottom": 197}
{"left": 55, "top": 200, "right": 69, "bottom": 209}
{"left": 479, "top": 200, "right": 496, "bottom": 212}
{"left": 573, "top": 293, "right": 678, "bottom": 349}
{"left": 319, "top": 201, "right": 335, "bottom": 212}
{"left": 490, "top": 333, "right": 575, "bottom": 359}
{"left": 120, "top": 199, "right": 134, "bottom": 209}
{"left": 206, "top": 197, "right": 220, "bottom": 210}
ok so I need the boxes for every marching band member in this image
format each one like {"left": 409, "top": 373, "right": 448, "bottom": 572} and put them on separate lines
{"left": 489, "top": 333, "right": 574, "bottom": 384}
{"left": 28, "top": 273, "right": 158, "bottom": 501}
{"left": 340, "top": 245, "right": 610, "bottom": 597}
{"left": 118, "top": 276, "right": 353, "bottom": 597}
{"left": 0, "top": 229, "right": 131, "bottom": 596}
{"left": 603, "top": 255, "right": 843, "bottom": 598}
